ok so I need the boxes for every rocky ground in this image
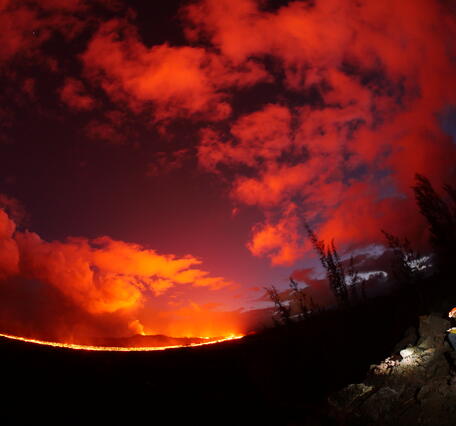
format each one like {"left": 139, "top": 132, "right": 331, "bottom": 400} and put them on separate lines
{"left": 328, "top": 313, "right": 456, "bottom": 425}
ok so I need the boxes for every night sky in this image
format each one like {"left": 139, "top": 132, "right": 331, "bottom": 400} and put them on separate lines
{"left": 0, "top": 0, "right": 455, "bottom": 343}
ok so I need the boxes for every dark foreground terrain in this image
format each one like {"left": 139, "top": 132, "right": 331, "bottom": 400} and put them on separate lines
{"left": 2, "top": 284, "right": 451, "bottom": 426}
{"left": 329, "top": 313, "right": 456, "bottom": 425}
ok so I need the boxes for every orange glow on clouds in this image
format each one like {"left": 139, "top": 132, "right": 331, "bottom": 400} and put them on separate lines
{"left": 0, "top": 208, "right": 244, "bottom": 343}
{"left": 81, "top": 19, "right": 269, "bottom": 121}
{"left": 0, "top": 0, "right": 455, "bottom": 342}
{"left": 192, "top": 0, "right": 456, "bottom": 262}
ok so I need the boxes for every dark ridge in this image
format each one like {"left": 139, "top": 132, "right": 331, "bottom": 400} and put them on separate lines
{"left": 93, "top": 333, "right": 223, "bottom": 347}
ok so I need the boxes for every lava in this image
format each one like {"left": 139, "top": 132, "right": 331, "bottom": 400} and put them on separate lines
{"left": 0, "top": 332, "right": 244, "bottom": 352}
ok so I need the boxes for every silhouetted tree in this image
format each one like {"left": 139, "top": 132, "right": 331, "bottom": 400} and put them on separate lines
{"left": 381, "top": 230, "right": 426, "bottom": 286}
{"left": 413, "top": 174, "right": 456, "bottom": 273}
{"left": 265, "top": 285, "right": 291, "bottom": 326}
{"left": 288, "top": 277, "right": 318, "bottom": 320}
{"left": 265, "top": 278, "right": 319, "bottom": 325}
{"left": 381, "top": 229, "right": 427, "bottom": 309}
{"left": 304, "top": 223, "right": 350, "bottom": 308}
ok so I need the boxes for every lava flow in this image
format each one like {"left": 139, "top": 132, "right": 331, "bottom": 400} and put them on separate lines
{"left": 0, "top": 332, "right": 244, "bottom": 352}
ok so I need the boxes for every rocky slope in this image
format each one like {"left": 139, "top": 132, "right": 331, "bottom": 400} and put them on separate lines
{"left": 328, "top": 313, "right": 456, "bottom": 425}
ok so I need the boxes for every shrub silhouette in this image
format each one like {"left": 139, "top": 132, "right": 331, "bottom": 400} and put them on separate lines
{"left": 265, "top": 222, "right": 366, "bottom": 321}
{"left": 381, "top": 229, "right": 428, "bottom": 310}
{"left": 304, "top": 222, "right": 351, "bottom": 308}
{"left": 381, "top": 230, "right": 426, "bottom": 287}
{"left": 288, "top": 277, "right": 318, "bottom": 320}
{"left": 265, "top": 285, "right": 291, "bottom": 326}
{"left": 264, "top": 173, "right": 456, "bottom": 325}
{"left": 413, "top": 173, "right": 456, "bottom": 273}
{"left": 265, "top": 278, "right": 318, "bottom": 325}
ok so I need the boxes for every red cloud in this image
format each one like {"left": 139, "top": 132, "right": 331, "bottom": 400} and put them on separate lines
{"left": 193, "top": 0, "right": 456, "bottom": 264}
{"left": 248, "top": 203, "right": 305, "bottom": 265}
{"left": 59, "top": 78, "right": 95, "bottom": 110}
{"left": 0, "top": 210, "right": 19, "bottom": 279}
{"left": 81, "top": 19, "right": 269, "bottom": 122}
{"left": 0, "top": 0, "right": 87, "bottom": 62}
{"left": 85, "top": 110, "right": 143, "bottom": 145}
{"left": 198, "top": 104, "right": 292, "bottom": 172}
{"left": 0, "top": 208, "right": 237, "bottom": 340}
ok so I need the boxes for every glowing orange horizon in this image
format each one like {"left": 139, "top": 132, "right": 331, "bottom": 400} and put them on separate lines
{"left": 0, "top": 332, "right": 244, "bottom": 352}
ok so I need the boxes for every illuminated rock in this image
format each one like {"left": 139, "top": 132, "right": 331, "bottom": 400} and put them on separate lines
{"left": 329, "top": 313, "right": 456, "bottom": 425}
{"left": 399, "top": 347, "right": 416, "bottom": 358}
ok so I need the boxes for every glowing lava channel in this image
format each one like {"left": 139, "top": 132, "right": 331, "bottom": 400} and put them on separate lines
{"left": 0, "top": 333, "right": 244, "bottom": 352}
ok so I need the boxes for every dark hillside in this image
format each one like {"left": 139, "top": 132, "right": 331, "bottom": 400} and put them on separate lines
{"left": 0, "top": 285, "right": 435, "bottom": 426}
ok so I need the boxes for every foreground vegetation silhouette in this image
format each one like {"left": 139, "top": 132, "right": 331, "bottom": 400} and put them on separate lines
{"left": 266, "top": 173, "right": 456, "bottom": 325}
